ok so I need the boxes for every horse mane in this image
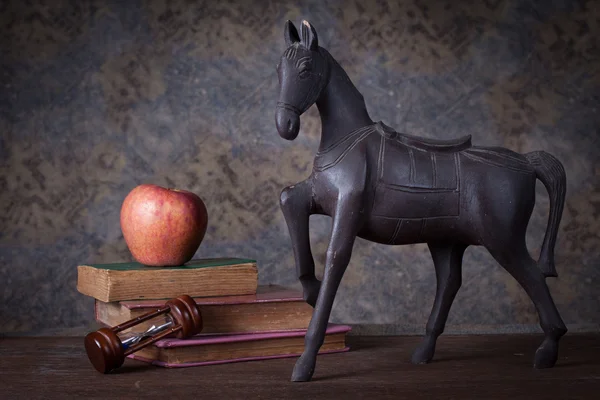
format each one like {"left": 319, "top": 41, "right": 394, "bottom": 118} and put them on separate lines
{"left": 318, "top": 47, "right": 366, "bottom": 104}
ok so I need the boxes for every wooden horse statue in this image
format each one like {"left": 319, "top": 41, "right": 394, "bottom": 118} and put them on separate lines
{"left": 275, "top": 20, "right": 567, "bottom": 382}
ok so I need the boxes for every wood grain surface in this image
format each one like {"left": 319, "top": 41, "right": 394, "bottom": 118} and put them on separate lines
{"left": 1, "top": 334, "right": 599, "bottom": 399}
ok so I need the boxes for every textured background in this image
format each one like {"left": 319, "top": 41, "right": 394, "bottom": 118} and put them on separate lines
{"left": 0, "top": 0, "right": 598, "bottom": 335}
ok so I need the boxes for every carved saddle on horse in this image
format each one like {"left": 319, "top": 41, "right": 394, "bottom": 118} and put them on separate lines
{"left": 313, "top": 121, "right": 532, "bottom": 223}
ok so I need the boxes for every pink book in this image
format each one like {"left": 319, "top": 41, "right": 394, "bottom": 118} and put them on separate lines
{"left": 128, "top": 323, "right": 351, "bottom": 368}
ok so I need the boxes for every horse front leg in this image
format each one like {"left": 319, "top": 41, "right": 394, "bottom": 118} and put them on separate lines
{"left": 291, "top": 195, "right": 363, "bottom": 382}
{"left": 280, "top": 179, "right": 320, "bottom": 307}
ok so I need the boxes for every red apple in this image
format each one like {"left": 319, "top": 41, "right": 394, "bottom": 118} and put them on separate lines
{"left": 120, "top": 184, "right": 208, "bottom": 266}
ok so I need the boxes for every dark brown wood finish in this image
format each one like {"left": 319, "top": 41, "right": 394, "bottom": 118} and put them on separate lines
{"left": 276, "top": 20, "right": 569, "bottom": 381}
{"left": 1, "top": 334, "right": 598, "bottom": 399}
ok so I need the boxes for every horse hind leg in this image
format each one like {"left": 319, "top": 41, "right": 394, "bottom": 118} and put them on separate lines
{"left": 487, "top": 242, "right": 567, "bottom": 368}
{"left": 412, "top": 242, "right": 467, "bottom": 364}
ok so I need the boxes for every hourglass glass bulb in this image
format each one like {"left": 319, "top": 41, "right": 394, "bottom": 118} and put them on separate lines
{"left": 121, "top": 319, "right": 174, "bottom": 348}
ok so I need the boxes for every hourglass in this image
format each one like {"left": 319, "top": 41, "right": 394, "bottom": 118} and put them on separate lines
{"left": 84, "top": 294, "right": 203, "bottom": 373}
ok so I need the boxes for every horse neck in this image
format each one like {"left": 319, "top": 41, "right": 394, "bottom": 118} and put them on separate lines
{"left": 315, "top": 51, "right": 374, "bottom": 151}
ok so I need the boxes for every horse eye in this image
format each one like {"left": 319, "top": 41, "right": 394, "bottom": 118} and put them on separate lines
{"left": 299, "top": 68, "right": 311, "bottom": 78}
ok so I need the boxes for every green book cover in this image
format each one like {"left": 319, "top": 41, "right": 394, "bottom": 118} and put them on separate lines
{"left": 86, "top": 257, "right": 257, "bottom": 271}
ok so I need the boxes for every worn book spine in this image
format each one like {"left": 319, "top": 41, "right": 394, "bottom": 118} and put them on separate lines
{"left": 94, "top": 285, "right": 314, "bottom": 334}
{"left": 77, "top": 258, "right": 258, "bottom": 302}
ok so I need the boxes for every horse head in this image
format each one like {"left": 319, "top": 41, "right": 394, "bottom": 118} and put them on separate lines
{"left": 275, "top": 20, "right": 330, "bottom": 140}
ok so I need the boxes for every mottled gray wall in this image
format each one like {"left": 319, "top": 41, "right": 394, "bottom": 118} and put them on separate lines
{"left": 0, "top": 0, "right": 598, "bottom": 335}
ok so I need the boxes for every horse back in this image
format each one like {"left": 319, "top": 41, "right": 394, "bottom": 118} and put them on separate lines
{"left": 369, "top": 133, "right": 461, "bottom": 220}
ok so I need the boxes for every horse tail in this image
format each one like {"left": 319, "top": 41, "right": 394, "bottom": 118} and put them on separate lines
{"left": 525, "top": 151, "right": 566, "bottom": 278}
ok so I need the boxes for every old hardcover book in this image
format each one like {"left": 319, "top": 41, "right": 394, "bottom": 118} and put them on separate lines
{"left": 77, "top": 258, "right": 258, "bottom": 302}
{"left": 95, "top": 285, "right": 313, "bottom": 334}
{"left": 129, "top": 324, "right": 351, "bottom": 367}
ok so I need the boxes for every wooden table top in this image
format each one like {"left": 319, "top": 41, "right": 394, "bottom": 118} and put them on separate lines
{"left": 1, "top": 334, "right": 598, "bottom": 399}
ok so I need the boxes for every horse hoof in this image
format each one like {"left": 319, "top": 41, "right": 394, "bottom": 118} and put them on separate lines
{"left": 411, "top": 337, "right": 436, "bottom": 364}
{"left": 291, "top": 355, "right": 316, "bottom": 382}
{"left": 301, "top": 278, "right": 321, "bottom": 308}
{"left": 534, "top": 338, "right": 559, "bottom": 369}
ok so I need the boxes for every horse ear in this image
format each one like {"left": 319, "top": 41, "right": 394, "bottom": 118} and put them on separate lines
{"left": 301, "top": 20, "right": 318, "bottom": 51}
{"left": 284, "top": 20, "right": 300, "bottom": 47}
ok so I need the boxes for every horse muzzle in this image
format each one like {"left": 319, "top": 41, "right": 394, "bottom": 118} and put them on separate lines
{"left": 276, "top": 106, "right": 300, "bottom": 140}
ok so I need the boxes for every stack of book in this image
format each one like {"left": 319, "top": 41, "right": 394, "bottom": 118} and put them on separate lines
{"left": 77, "top": 257, "right": 350, "bottom": 367}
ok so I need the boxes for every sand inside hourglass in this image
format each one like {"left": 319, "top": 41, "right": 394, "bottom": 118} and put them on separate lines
{"left": 118, "top": 314, "right": 175, "bottom": 349}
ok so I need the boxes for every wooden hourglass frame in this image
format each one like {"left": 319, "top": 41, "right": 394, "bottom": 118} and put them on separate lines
{"left": 84, "top": 294, "right": 203, "bottom": 373}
